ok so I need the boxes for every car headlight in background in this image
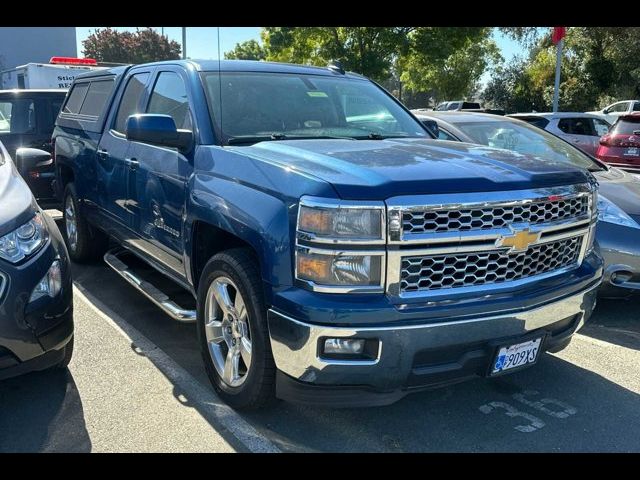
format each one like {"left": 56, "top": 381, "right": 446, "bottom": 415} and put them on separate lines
{"left": 597, "top": 195, "right": 640, "bottom": 229}
{"left": 296, "top": 197, "right": 386, "bottom": 292}
{"left": 0, "top": 212, "right": 48, "bottom": 263}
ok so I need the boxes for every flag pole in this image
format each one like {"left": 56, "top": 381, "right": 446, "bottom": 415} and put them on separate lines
{"left": 552, "top": 38, "right": 563, "bottom": 113}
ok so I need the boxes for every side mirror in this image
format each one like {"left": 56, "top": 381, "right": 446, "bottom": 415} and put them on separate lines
{"left": 421, "top": 119, "right": 439, "bottom": 138}
{"left": 602, "top": 108, "right": 610, "bottom": 114}
{"left": 126, "top": 114, "right": 193, "bottom": 152}
{"left": 14, "top": 148, "right": 52, "bottom": 177}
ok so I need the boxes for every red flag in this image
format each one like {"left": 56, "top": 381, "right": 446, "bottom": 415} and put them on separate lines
{"left": 552, "top": 27, "right": 566, "bottom": 45}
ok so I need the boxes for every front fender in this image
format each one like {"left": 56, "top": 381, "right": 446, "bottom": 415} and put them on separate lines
{"left": 185, "top": 173, "right": 295, "bottom": 295}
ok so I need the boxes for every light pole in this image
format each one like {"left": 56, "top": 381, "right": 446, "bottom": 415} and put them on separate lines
{"left": 182, "top": 27, "right": 187, "bottom": 59}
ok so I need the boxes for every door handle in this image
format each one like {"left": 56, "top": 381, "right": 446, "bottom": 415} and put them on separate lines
{"left": 125, "top": 158, "right": 139, "bottom": 170}
{"left": 96, "top": 149, "right": 108, "bottom": 158}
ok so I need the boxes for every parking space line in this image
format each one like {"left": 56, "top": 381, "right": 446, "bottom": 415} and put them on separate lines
{"left": 73, "top": 284, "right": 281, "bottom": 453}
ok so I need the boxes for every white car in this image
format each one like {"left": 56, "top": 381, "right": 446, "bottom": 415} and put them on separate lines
{"left": 508, "top": 112, "right": 611, "bottom": 156}
{"left": 587, "top": 100, "right": 640, "bottom": 124}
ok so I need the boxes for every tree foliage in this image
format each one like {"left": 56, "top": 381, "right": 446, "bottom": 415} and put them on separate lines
{"left": 82, "top": 28, "right": 181, "bottom": 64}
{"left": 224, "top": 40, "right": 267, "bottom": 61}
{"left": 486, "top": 27, "right": 640, "bottom": 112}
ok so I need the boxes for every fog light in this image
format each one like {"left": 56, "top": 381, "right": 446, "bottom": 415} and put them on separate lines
{"left": 323, "top": 338, "right": 365, "bottom": 355}
{"left": 29, "top": 260, "right": 62, "bottom": 303}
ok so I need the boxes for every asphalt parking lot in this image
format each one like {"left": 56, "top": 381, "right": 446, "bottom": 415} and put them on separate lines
{"left": 1, "top": 219, "right": 639, "bottom": 452}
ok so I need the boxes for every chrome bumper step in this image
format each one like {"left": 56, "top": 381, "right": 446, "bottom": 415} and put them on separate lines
{"left": 104, "top": 248, "right": 197, "bottom": 323}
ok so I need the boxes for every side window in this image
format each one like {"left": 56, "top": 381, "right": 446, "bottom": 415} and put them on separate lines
{"left": 438, "top": 128, "right": 458, "bottom": 141}
{"left": 633, "top": 102, "right": 640, "bottom": 112}
{"left": 0, "top": 98, "right": 36, "bottom": 134}
{"left": 63, "top": 83, "right": 89, "bottom": 114}
{"left": 610, "top": 102, "right": 629, "bottom": 113}
{"left": 592, "top": 118, "right": 610, "bottom": 136}
{"left": 558, "top": 118, "right": 593, "bottom": 136}
{"left": 78, "top": 79, "right": 115, "bottom": 118}
{"left": 114, "top": 73, "right": 150, "bottom": 134}
{"left": 147, "top": 72, "right": 192, "bottom": 130}
{"left": 447, "top": 102, "right": 459, "bottom": 110}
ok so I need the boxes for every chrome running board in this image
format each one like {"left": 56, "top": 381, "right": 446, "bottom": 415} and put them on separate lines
{"left": 104, "top": 248, "right": 196, "bottom": 323}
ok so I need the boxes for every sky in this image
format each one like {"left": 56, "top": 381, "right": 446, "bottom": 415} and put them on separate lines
{"left": 75, "top": 27, "right": 525, "bottom": 86}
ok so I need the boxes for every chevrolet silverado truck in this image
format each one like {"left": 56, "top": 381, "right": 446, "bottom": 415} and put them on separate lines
{"left": 53, "top": 60, "right": 603, "bottom": 409}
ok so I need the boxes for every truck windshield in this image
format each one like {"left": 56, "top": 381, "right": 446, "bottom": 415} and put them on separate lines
{"left": 200, "top": 71, "right": 429, "bottom": 145}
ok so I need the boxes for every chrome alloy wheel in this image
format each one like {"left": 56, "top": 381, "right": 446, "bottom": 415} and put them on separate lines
{"left": 65, "top": 195, "right": 78, "bottom": 251}
{"left": 204, "top": 276, "right": 252, "bottom": 387}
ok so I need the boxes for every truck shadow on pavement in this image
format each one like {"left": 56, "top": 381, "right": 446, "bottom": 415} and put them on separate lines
{"left": 0, "top": 368, "right": 91, "bottom": 452}
{"left": 70, "top": 259, "right": 640, "bottom": 452}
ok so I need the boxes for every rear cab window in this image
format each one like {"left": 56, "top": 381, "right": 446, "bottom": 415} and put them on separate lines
{"left": 58, "top": 76, "right": 116, "bottom": 133}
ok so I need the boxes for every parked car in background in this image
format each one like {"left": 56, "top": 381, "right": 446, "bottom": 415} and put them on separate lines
{"left": 434, "top": 100, "right": 481, "bottom": 111}
{"left": 0, "top": 89, "right": 67, "bottom": 207}
{"left": 0, "top": 140, "right": 74, "bottom": 380}
{"left": 595, "top": 113, "right": 640, "bottom": 173}
{"left": 53, "top": 60, "right": 601, "bottom": 409}
{"left": 588, "top": 100, "right": 640, "bottom": 124}
{"left": 508, "top": 112, "right": 611, "bottom": 156}
{"left": 415, "top": 111, "right": 640, "bottom": 298}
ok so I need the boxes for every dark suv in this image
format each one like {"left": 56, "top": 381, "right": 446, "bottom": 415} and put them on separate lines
{"left": 0, "top": 89, "right": 67, "bottom": 207}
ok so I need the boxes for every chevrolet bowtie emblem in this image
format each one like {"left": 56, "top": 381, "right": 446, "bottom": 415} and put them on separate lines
{"left": 498, "top": 228, "right": 540, "bottom": 252}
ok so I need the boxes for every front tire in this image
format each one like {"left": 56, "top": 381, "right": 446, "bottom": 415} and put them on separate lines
{"left": 62, "top": 183, "right": 108, "bottom": 262}
{"left": 197, "top": 248, "right": 276, "bottom": 410}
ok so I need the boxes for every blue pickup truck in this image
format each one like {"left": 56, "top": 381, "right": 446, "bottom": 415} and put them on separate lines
{"left": 53, "top": 60, "right": 603, "bottom": 409}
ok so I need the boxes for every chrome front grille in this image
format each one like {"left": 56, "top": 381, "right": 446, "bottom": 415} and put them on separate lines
{"left": 386, "top": 184, "right": 597, "bottom": 299}
{"left": 402, "top": 196, "right": 589, "bottom": 234}
{"left": 400, "top": 236, "right": 583, "bottom": 293}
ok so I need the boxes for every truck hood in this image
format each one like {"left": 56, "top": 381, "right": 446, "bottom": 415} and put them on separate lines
{"left": 236, "top": 138, "right": 592, "bottom": 199}
{"left": 0, "top": 147, "right": 36, "bottom": 237}
{"left": 595, "top": 167, "right": 640, "bottom": 217}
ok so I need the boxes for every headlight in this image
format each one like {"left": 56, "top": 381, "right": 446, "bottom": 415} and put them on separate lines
{"left": 297, "top": 197, "right": 385, "bottom": 243}
{"left": 597, "top": 195, "right": 640, "bottom": 229}
{"left": 296, "top": 197, "right": 386, "bottom": 292}
{"left": 296, "top": 248, "right": 384, "bottom": 291}
{"left": 0, "top": 212, "right": 48, "bottom": 263}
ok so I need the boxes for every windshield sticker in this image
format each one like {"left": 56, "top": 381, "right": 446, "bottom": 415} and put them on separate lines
{"left": 307, "top": 91, "right": 328, "bottom": 98}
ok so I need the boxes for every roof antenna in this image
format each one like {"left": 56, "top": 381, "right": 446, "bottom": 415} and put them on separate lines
{"left": 328, "top": 60, "right": 345, "bottom": 75}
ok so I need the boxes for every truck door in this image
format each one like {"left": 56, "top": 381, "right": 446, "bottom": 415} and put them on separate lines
{"left": 126, "top": 68, "right": 194, "bottom": 278}
{"left": 95, "top": 69, "right": 152, "bottom": 236}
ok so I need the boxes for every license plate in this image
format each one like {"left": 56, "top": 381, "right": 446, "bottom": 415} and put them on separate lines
{"left": 491, "top": 338, "right": 542, "bottom": 375}
{"left": 624, "top": 147, "right": 638, "bottom": 156}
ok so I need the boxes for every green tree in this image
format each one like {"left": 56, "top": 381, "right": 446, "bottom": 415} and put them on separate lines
{"left": 82, "top": 27, "right": 181, "bottom": 64}
{"left": 398, "top": 28, "right": 501, "bottom": 104}
{"left": 224, "top": 40, "right": 267, "bottom": 60}
{"left": 261, "top": 27, "right": 412, "bottom": 82}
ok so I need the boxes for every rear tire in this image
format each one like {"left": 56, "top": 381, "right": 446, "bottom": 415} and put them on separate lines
{"left": 197, "top": 248, "right": 276, "bottom": 410}
{"left": 62, "top": 183, "right": 108, "bottom": 262}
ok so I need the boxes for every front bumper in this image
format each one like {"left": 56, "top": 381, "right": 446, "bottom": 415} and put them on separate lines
{"left": 268, "top": 275, "right": 600, "bottom": 407}
{"left": 0, "top": 212, "right": 73, "bottom": 380}
{"left": 596, "top": 220, "right": 640, "bottom": 298}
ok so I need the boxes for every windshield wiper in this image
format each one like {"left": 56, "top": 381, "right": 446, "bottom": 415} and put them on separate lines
{"left": 351, "top": 133, "right": 413, "bottom": 140}
{"left": 227, "top": 133, "right": 354, "bottom": 145}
